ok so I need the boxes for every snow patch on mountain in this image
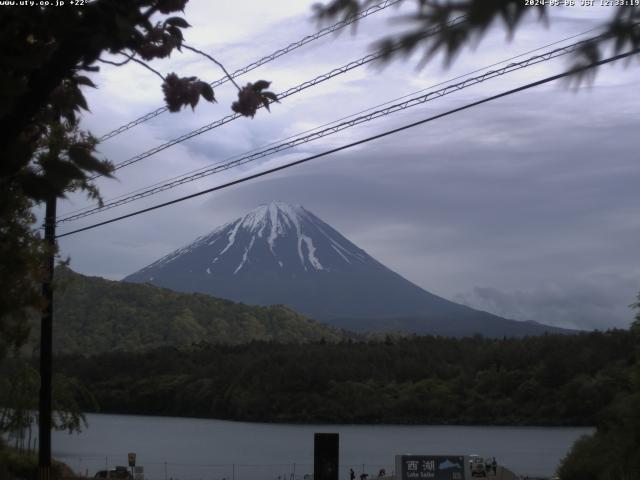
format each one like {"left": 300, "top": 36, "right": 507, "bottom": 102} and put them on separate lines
{"left": 220, "top": 219, "right": 242, "bottom": 256}
{"left": 300, "top": 235, "right": 323, "bottom": 270}
{"left": 267, "top": 204, "right": 288, "bottom": 254}
{"left": 234, "top": 236, "right": 256, "bottom": 274}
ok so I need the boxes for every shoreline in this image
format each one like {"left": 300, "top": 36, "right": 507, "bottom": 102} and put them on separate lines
{"left": 73, "top": 411, "right": 596, "bottom": 429}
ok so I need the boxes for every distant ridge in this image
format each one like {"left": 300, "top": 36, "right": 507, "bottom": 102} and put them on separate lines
{"left": 49, "top": 267, "right": 344, "bottom": 354}
{"left": 123, "top": 201, "right": 574, "bottom": 337}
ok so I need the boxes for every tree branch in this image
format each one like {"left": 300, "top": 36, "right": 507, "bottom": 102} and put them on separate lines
{"left": 182, "top": 44, "right": 241, "bottom": 91}
{"left": 97, "top": 54, "right": 134, "bottom": 67}
{"left": 124, "top": 53, "right": 166, "bottom": 81}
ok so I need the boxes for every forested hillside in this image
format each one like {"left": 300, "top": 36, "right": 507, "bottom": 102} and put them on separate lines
{"left": 43, "top": 267, "right": 344, "bottom": 354}
{"left": 55, "top": 330, "right": 636, "bottom": 425}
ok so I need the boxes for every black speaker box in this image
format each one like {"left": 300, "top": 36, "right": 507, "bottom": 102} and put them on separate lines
{"left": 314, "top": 433, "right": 339, "bottom": 480}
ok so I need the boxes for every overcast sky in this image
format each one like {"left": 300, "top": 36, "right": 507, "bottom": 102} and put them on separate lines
{"left": 50, "top": 1, "right": 640, "bottom": 331}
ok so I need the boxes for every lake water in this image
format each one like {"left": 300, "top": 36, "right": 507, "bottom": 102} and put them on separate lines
{"left": 52, "top": 414, "right": 592, "bottom": 480}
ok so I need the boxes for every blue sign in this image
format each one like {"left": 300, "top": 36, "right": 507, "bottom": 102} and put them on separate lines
{"left": 399, "top": 456, "right": 465, "bottom": 480}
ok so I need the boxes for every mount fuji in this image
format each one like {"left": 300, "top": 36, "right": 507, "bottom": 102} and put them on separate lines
{"left": 123, "top": 202, "right": 570, "bottom": 337}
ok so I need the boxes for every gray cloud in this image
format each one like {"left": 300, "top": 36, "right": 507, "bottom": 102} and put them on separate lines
{"left": 455, "top": 274, "right": 639, "bottom": 330}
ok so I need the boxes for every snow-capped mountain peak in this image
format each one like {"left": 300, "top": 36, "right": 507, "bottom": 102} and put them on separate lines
{"left": 123, "top": 202, "right": 568, "bottom": 337}
{"left": 134, "top": 202, "right": 368, "bottom": 280}
{"left": 239, "top": 201, "right": 304, "bottom": 237}
{"left": 233, "top": 202, "right": 314, "bottom": 262}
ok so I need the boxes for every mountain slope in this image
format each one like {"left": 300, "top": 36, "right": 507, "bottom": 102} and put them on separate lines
{"left": 123, "top": 202, "right": 572, "bottom": 337}
{"left": 48, "top": 267, "right": 344, "bottom": 354}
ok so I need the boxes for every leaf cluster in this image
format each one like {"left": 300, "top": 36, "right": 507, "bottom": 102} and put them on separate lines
{"left": 0, "top": 359, "right": 95, "bottom": 442}
{"left": 19, "top": 122, "right": 113, "bottom": 203}
{"left": 162, "top": 73, "right": 215, "bottom": 112}
{"left": 0, "top": 0, "right": 197, "bottom": 199}
{"left": 231, "top": 81, "right": 279, "bottom": 118}
{"left": 0, "top": 189, "right": 48, "bottom": 361}
{"left": 136, "top": 17, "right": 190, "bottom": 61}
{"left": 314, "top": 0, "right": 640, "bottom": 77}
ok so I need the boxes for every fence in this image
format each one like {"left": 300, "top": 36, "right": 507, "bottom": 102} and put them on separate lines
{"left": 55, "top": 456, "right": 395, "bottom": 480}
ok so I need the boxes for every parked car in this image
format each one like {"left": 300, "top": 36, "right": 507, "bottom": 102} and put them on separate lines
{"left": 468, "top": 455, "right": 487, "bottom": 478}
{"left": 95, "top": 467, "right": 133, "bottom": 480}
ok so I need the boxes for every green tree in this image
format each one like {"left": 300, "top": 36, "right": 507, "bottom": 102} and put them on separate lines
{"left": 169, "top": 307, "right": 207, "bottom": 346}
{"left": 0, "top": 189, "right": 46, "bottom": 360}
{"left": 557, "top": 297, "right": 640, "bottom": 479}
{"left": 0, "top": 361, "right": 94, "bottom": 453}
{"left": 0, "top": 116, "right": 111, "bottom": 361}
{"left": 0, "top": 0, "right": 277, "bottom": 359}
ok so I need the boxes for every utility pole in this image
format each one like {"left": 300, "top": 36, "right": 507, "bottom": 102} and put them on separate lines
{"left": 39, "top": 195, "right": 56, "bottom": 480}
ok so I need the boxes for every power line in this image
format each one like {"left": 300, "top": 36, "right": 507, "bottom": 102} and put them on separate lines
{"left": 57, "top": 31, "right": 605, "bottom": 222}
{"left": 56, "top": 30, "right": 610, "bottom": 224}
{"left": 32, "top": 0, "right": 409, "bottom": 214}
{"left": 37, "top": 11, "right": 465, "bottom": 217}
{"left": 97, "top": 0, "right": 404, "bottom": 142}
{"left": 87, "top": 16, "right": 467, "bottom": 183}
{"left": 57, "top": 25, "right": 602, "bottom": 221}
{"left": 55, "top": 46, "right": 640, "bottom": 239}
